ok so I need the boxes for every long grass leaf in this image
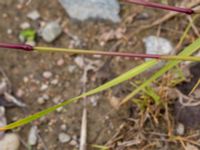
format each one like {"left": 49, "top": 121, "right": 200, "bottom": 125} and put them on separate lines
{"left": 1, "top": 60, "right": 158, "bottom": 130}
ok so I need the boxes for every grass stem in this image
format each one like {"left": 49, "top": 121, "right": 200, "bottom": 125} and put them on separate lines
{"left": 0, "top": 43, "right": 199, "bottom": 62}
{"left": 124, "top": 0, "right": 194, "bottom": 15}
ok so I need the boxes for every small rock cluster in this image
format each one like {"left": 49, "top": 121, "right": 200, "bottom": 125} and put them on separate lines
{"left": 15, "top": 0, "right": 121, "bottom": 45}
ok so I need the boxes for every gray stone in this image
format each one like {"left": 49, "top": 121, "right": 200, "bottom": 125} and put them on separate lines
{"left": 143, "top": 36, "right": 174, "bottom": 70}
{"left": 58, "top": 132, "right": 71, "bottom": 143}
{"left": 59, "top": 0, "right": 120, "bottom": 23}
{"left": 41, "top": 22, "right": 62, "bottom": 43}
{"left": 143, "top": 36, "right": 173, "bottom": 61}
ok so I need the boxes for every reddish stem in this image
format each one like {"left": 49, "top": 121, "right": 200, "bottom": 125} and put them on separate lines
{"left": 0, "top": 43, "right": 33, "bottom": 51}
{"left": 124, "top": 0, "right": 194, "bottom": 15}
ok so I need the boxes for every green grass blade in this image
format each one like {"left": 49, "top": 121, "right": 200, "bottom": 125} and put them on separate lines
{"left": 121, "top": 37, "right": 200, "bottom": 104}
{"left": 92, "top": 144, "right": 109, "bottom": 150}
{"left": 1, "top": 60, "right": 158, "bottom": 130}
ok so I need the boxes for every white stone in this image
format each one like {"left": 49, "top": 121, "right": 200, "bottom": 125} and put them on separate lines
{"left": 40, "top": 84, "right": 48, "bottom": 91}
{"left": 57, "top": 58, "right": 65, "bottom": 66}
{"left": 51, "top": 79, "right": 59, "bottom": 85}
{"left": 37, "top": 97, "right": 45, "bottom": 105}
{"left": 27, "top": 10, "right": 40, "bottom": 20}
{"left": 60, "top": 124, "right": 67, "bottom": 131}
{"left": 176, "top": 123, "right": 185, "bottom": 135}
{"left": 0, "top": 133, "right": 20, "bottom": 150}
{"left": 20, "top": 22, "right": 31, "bottom": 29}
{"left": 28, "top": 126, "right": 38, "bottom": 146}
{"left": 43, "top": 71, "right": 53, "bottom": 79}
{"left": 58, "top": 132, "right": 71, "bottom": 143}
{"left": 7, "top": 29, "right": 13, "bottom": 35}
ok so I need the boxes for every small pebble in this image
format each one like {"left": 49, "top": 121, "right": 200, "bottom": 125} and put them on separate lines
{"left": 28, "top": 126, "right": 38, "bottom": 146}
{"left": 52, "top": 96, "right": 61, "bottom": 104}
{"left": 58, "top": 133, "right": 71, "bottom": 143}
{"left": 43, "top": 71, "right": 53, "bottom": 79}
{"left": 7, "top": 29, "right": 12, "bottom": 35}
{"left": 51, "top": 79, "right": 59, "bottom": 85}
{"left": 74, "top": 57, "right": 84, "bottom": 68}
{"left": 60, "top": 124, "right": 67, "bottom": 131}
{"left": 37, "top": 97, "right": 45, "bottom": 105}
{"left": 57, "top": 58, "right": 65, "bottom": 66}
{"left": 69, "top": 140, "right": 78, "bottom": 146}
{"left": 176, "top": 123, "right": 185, "bottom": 135}
{"left": 27, "top": 10, "right": 40, "bottom": 20}
{"left": 20, "top": 22, "right": 31, "bottom": 29}
{"left": 16, "top": 89, "right": 24, "bottom": 98}
{"left": 23, "top": 77, "right": 29, "bottom": 83}
{"left": 40, "top": 84, "right": 48, "bottom": 91}
{"left": 90, "top": 95, "right": 99, "bottom": 107}
{"left": 68, "top": 65, "right": 76, "bottom": 73}
{"left": 42, "top": 94, "right": 49, "bottom": 100}
{"left": 109, "top": 96, "right": 120, "bottom": 109}
{"left": 41, "top": 21, "right": 62, "bottom": 43}
{"left": 0, "top": 133, "right": 20, "bottom": 150}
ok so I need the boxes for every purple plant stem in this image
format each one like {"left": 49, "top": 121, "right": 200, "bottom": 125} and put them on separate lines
{"left": 0, "top": 43, "right": 33, "bottom": 51}
{"left": 124, "top": 0, "right": 194, "bottom": 15}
